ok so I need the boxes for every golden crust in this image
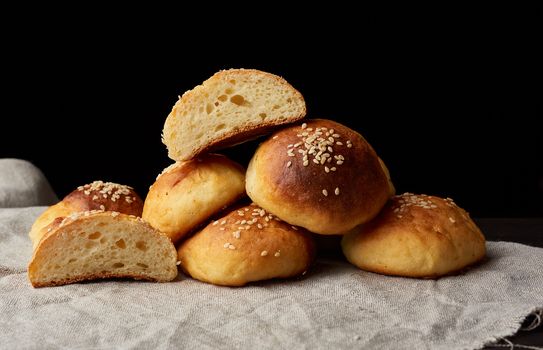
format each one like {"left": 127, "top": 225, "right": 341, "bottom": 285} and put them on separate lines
{"left": 142, "top": 154, "right": 246, "bottom": 244}
{"left": 341, "top": 194, "right": 486, "bottom": 278}
{"left": 28, "top": 181, "right": 143, "bottom": 249}
{"left": 163, "top": 69, "right": 306, "bottom": 161}
{"left": 246, "top": 119, "right": 393, "bottom": 235}
{"left": 28, "top": 212, "right": 178, "bottom": 287}
{"left": 177, "top": 203, "right": 315, "bottom": 286}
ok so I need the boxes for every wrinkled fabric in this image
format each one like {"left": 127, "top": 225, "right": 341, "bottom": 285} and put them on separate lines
{"left": 0, "top": 159, "right": 58, "bottom": 208}
{"left": 0, "top": 207, "right": 542, "bottom": 350}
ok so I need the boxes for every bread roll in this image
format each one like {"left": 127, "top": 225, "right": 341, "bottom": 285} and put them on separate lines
{"left": 246, "top": 119, "right": 393, "bottom": 235}
{"left": 341, "top": 193, "right": 486, "bottom": 278}
{"left": 142, "top": 154, "right": 246, "bottom": 244}
{"left": 162, "top": 69, "right": 306, "bottom": 161}
{"left": 29, "top": 181, "right": 143, "bottom": 248}
{"left": 178, "top": 204, "right": 315, "bottom": 286}
{"left": 28, "top": 211, "right": 178, "bottom": 287}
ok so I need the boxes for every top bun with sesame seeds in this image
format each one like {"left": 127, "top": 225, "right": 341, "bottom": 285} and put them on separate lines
{"left": 177, "top": 203, "right": 315, "bottom": 286}
{"left": 162, "top": 69, "right": 306, "bottom": 161}
{"left": 245, "top": 119, "right": 394, "bottom": 235}
{"left": 341, "top": 193, "right": 486, "bottom": 278}
{"left": 28, "top": 181, "right": 143, "bottom": 249}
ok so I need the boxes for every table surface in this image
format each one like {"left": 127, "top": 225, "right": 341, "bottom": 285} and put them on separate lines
{"left": 475, "top": 219, "right": 543, "bottom": 349}
{"left": 315, "top": 218, "right": 543, "bottom": 348}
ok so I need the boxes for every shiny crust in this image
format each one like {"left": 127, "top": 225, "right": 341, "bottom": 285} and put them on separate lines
{"left": 142, "top": 154, "right": 246, "bottom": 244}
{"left": 341, "top": 194, "right": 486, "bottom": 278}
{"left": 178, "top": 203, "right": 315, "bottom": 286}
{"left": 28, "top": 182, "right": 143, "bottom": 248}
{"left": 246, "top": 119, "right": 393, "bottom": 235}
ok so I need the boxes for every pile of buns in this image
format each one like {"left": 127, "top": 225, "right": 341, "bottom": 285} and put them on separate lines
{"left": 28, "top": 69, "right": 486, "bottom": 288}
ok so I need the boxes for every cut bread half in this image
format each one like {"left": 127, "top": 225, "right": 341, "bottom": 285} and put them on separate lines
{"left": 163, "top": 69, "right": 306, "bottom": 161}
{"left": 28, "top": 211, "right": 178, "bottom": 287}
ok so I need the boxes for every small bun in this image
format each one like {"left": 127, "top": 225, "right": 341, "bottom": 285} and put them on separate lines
{"left": 142, "top": 154, "right": 246, "bottom": 244}
{"left": 28, "top": 211, "right": 178, "bottom": 287}
{"left": 178, "top": 203, "right": 315, "bottom": 286}
{"left": 163, "top": 69, "right": 306, "bottom": 161}
{"left": 64, "top": 181, "right": 143, "bottom": 215}
{"left": 341, "top": 194, "right": 486, "bottom": 278}
{"left": 246, "top": 119, "right": 393, "bottom": 235}
{"left": 29, "top": 181, "right": 144, "bottom": 248}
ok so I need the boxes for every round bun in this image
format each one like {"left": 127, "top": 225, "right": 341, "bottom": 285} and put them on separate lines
{"left": 341, "top": 193, "right": 486, "bottom": 278}
{"left": 178, "top": 203, "right": 315, "bottom": 286}
{"left": 64, "top": 181, "right": 143, "bottom": 215}
{"left": 142, "top": 154, "right": 246, "bottom": 244}
{"left": 246, "top": 119, "right": 393, "bottom": 235}
{"left": 29, "top": 181, "right": 143, "bottom": 249}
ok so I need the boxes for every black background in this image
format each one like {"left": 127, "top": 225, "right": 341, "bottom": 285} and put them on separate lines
{"left": 1, "top": 9, "right": 541, "bottom": 218}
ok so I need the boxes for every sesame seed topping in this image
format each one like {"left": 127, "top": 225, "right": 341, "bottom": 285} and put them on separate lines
{"left": 274, "top": 250, "right": 281, "bottom": 257}
{"left": 301, "top": 123, "right": 307, "bottom": 129}
{"left": 261, "top": 250, "right": 268, "bottom": 256}
{"left": 334, "top": 187, "right": 340, "bottom": 195}
{"left": 228, "top": 244, "right": 236, "bottom": 250}
{"left": 273, "top": 135, "right": 278, "bottom": 140}
{"left": 223, "top": 243, "right": 230, "bottom": 248}
{"left": 99, "top": 205, "right": 105, "bottom": 211}
{"left": 325, "top": 166, "right": 330, "bottom": 173}
{"left": 257, "top": 224, "right": 263, "bottom": 229}
{"left": 219, "top": 227, "right": 225, "bottom": 230}
{"left": 291, "top": 226, "right": 298, "bottom": 230}
{"left": 233, "top": 231, "right": 241, "bottom": 239}
{"left": 322, "top": 189, "right": 328, "bottom": 196}
{"left": 286, "top": 161, "right": 292, "bottom": 168}
{"left": 92, "top": 195, "right": 98, "bottom": 201}
{"left": 213, "top": 221, "right": 219, "bottom": 226}
{"left": 221, "top": 220, "right": 227, "bottom": 225}
{"left": 176, "top": 261, "right": 181, "bottom": 266}
{"left": 111, "top": 211, "right": 119, "bottom": 217}
{"left": 449, "top": 217, "right": 456, "bottom": 223}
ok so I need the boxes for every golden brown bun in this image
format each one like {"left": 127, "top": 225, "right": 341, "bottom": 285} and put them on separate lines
{"left": 142, "top": 154, "right": 246, "bottom": 244}
{"left": 178, "top": 203, "right": 315, "bottom": 286}
{"left": 163, "top": 69, "right": 306, "bottom": 161}
{"left": 28, "top": 211, "right": 178, "bottom": 287}
{"left": 341, "top": 193, "right": 486, "bottom": 278}
{"left": 246, "top": 119, "right": 393, "bottom": 235}
{"left": 29, "top": 181, "right": 143, "bottom": 248}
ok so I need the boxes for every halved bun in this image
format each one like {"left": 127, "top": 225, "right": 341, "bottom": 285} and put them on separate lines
{"left": 163, "top": 69, "right": 306, "bottom": 161}
{"left": 28, "top": 211, "right": 178, "bottom": 287}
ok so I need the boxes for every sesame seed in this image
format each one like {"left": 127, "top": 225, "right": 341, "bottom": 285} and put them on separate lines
{"left": 291, "top": 226, "right": 298, "bottom": 230}
{"left": 274, "top": 250, "right": 281, "bottom": 257}
{"left": 99, "top": 205, "right": 105, "bottom": 211}
{"left": 233, "top": 231, "right": 241, "bottom": 238}
{"left": 257, "top": 224, "right": 263, "bottom": 229}
{"left": 238, "top": 212, "right": 244, "bottom": 216}
{"left": 449, "top": 217, "right": 456, "bottom": 223}
{"left": 223, "top": 243, "right": 230, "bottom": 248}
{"left": 273, "top": 135, "right": 278, "bottom": 139}
{"left": 176, "top": 261, "right": 181, "bottom": 266}
{"left": 286, "top": 161, "right": 292, "bottom": 167}
{"left": 325, "top": 166, "right": 330, "bottom": 173}
{"left": 303, "top": 160, "right": 309, "bottom": 166}
{"left": 228, "top": 244, "right": 236, "bottom": 250}
{"left": 92, "top": 195, "right": 98, "bottom": 200}
{"left": 301, "top": 123, "right": 307, "bottom": 129}
{"left": 219, "top": 227, "right": 225, "bottom": 230}
{"left": 213, "top": 221, "right": 219, "bottom": 226}
{"left": 221, "top": 220, "right": 227, "bottom": 225}
{"left": 322, "top": 189, "right": 328, "bottom": 196}
{"left": 261, "top": 250, "right": 268, "bottom": 256}
{"left": 336, "top": 160, "right": 344, "bottom": 165}
{"left": 111, "top": 211, "right": 119, "bottom": 217}
{"left": 331, "top": 167, "right": 337, "bottom": 171}
{"left": 347, "top": 144, "right": 352, "bottom": 148}
{"left": 336, "top": 141, "right": 343, "bottom": 146}
{"left": 241, "top": 220, "right": 247, "bottom": 225}
{"left": 334, "top": 187, "right": 340, "bottom": 195}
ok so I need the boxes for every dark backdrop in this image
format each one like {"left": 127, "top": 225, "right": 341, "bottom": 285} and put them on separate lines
{"left": 1, "top": 19, "right": 541, "bottom": 218}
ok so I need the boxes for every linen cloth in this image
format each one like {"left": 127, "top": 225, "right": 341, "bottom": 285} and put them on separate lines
{"left": 0, "top": 160, "right": 541, "bottom": 349}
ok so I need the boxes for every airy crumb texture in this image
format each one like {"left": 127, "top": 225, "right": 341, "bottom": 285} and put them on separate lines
{"left": 341, "top": 194, "right": 486, "bottom": 278}
{"left": 28, "top": 212, "right": 178, "bottom": 287}
{"left": 163, "top": 69, "right": 306, "bottom": 161}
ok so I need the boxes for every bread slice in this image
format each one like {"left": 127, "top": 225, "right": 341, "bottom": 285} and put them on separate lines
{"left": 162, "top": 69, "right": 306, "bottom": 161}
{"left": 28, "top": 211, "right": 178, "bottom": 287}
